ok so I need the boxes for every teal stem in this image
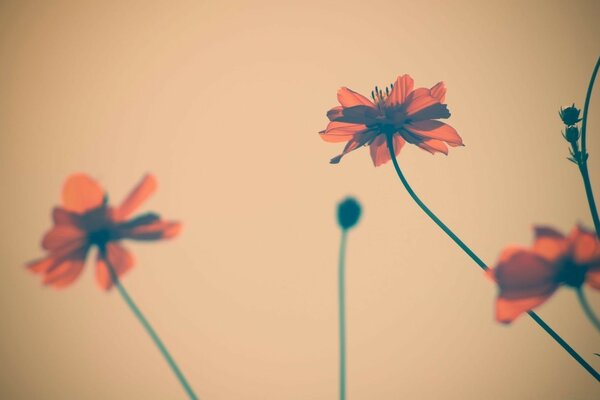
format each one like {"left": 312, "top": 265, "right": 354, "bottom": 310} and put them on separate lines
{"left": 385, "top": 135, "right": 600, "bottom": 382}
{"left": 576, "top": 286, "right": 600, "bottom": 333}
{"left": 579, "top": 56, "right": 600, "bottom": 237}
{"left": 338, "top": 229, "right": 348, "bottom": 400}
{"left": 103, "top": 252, "right": 198, "bottom": 399}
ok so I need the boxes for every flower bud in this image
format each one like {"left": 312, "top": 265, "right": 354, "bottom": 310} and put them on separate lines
{"left": 337, "top": 197, "right": 361, "bottom": 230}
{"left": 559, "top": 104, "right": 582, "bottom": 126}
{"left": 564, "top": 126, "right": 580, "bottom": 143}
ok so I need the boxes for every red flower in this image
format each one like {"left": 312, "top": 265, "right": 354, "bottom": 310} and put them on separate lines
{"left": 489, "top": 226, "right": 600, "bottom": 323}
{"left": 27, "top": 174, "right": 181, "bottom": 290}
{"left": 319, "top": 74, "right": 463, "bottom": 166}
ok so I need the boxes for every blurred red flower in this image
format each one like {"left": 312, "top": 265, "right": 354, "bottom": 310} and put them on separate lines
{"left": 489, "top": 226, "right": 600, "bottom": 323}
{"left": 320, "top": 74, "right": 463, "bottom": 166}
{"left": 27, "top": 174, "right": 181, "bottom": 290}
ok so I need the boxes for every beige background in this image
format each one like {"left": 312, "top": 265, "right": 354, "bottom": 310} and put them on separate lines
{"left": 1, "top": 0, "right": 600, "bottom": 398}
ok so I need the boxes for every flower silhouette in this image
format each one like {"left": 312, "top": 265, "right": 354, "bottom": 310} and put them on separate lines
{"left": 320, "top": 74, "right": 463, "bottom": 166}
{"left": 27, "top": 174, "right": 181, "bottom": 290}
{"left": 489, "top": 225, "right": 600, "bottom": 323}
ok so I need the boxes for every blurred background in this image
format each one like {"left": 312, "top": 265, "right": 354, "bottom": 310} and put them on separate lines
{"left": 1, "top": 0, "right": 599, "bottom": 398}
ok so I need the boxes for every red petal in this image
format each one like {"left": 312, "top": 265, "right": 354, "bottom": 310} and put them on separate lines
{"left": 385, "top": 74, "right": 414, "bottom": 107}
{"left": 27, "top": 257, "right": 61, "bottom": 274}
{"left": 337, "top": 87, "right": 376, "bottom": 108}
{"left": 319, "top": 122, "right": 366, "bottom": 143}
{"left": 495, "top": 294, "right": 554, "bottom": 324}
{"left": 96, "top": 243, "right": 135, "bottom": 291}
{"left": 113, "top": 174, "right": 157, "bottom": 221}
{"left": 42, "top": 248, "right": 88, "bottom": 288}
{"left": 416, "top": 139, "right": 449, "bottom": 155}
{"left": 62, "top": 174, "right": 105, "bottom": 214}
{"left": 531, "top": 225, "right": 569, "bottom": 263}
{"left": 587, "top": 267, "right": 600, "bottom": 290}
{"left": 405, "top": 120, "right": 463, "bottom": 146}
{"left": 330, "top": 131, "right": 377, "bottom": 164}
{"left": 430, "top": 81, "right": 446, "bottom": 102}
{"left": 122, "top": 220, "right": 182, "bottom": 241}
{"left": 493, "top": 250, "right": 559, "bottom": 299}
{"left": 569, "top": 226, "right": 600, "bottom": 265}
{"left": 52, "top": 207, "right": 80, "bottom": 225}
{"left": 402, "top": 88, "right": 437, "bottom": 116}
{"left": 42, "top": 225, "right": 86, "bottom": 251}
{"left": 369, "top": 134, "right": 405, "bottom": 167}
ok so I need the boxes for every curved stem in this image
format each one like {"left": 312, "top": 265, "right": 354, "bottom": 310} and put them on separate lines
{"left": 579, "top": 56, "right": 600, "bottom": 237}
{"left": 385, "top": 135, "right": 600, "bottom": 382}
{"left": 581, "top": 56, "right": 600, "bottom": 156}
{"left": 104, "top": 255, "right": 198, "bottom": 400}
{"left": 577, "top": 286, "right": 600, "bottom": 333}
{"left": 338, "top": 229, "right": 348, "bottom": 400}
{"left": 579, "top": 163, "right": 600, "bottom": 236}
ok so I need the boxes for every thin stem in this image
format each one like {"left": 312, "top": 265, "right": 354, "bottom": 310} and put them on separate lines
{"left": 579, "top": 163, "right": 600, "bottom": 236}
{"left": 386, "top": 135, "right": 600, "bottom": 382}
{"left": 104, "top": 253, "right": 198, "bottom": 400}
{"left": 576, "top": 286, "right": 600, "bottom": 333}
{"left": 579, "top": 56, "right": 600, "bottom": 237}
{"left": 581, "top": 56, "right": 600, "bottom": 156}
{"left": 338, "top": 229, "right": 348, "bottom": 400}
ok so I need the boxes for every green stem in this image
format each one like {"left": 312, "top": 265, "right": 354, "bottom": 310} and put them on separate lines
{"left": 577, "top": 286, "right": 600, "bottom": 333}
{"left": 338, "top": 229, "right": 348, "bottom": 400}
{"left": 579, "top": 163, "right": 600, "bottom": 236}
{"left": 104, "top": 253, "right": 198, "bottom": 400}
{"left": 386, "top": 135, "right": 600, "bottom": 382}
{"left": 579, "top": 56, "right": 600, "bottom": 237}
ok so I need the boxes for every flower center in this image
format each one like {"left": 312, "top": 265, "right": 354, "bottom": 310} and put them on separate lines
{"left": 88, "top": 228, "right": 114, "bottom": 248}
{"left": 555, "top": 258, "right": 587, "bottom": 288}
{"left": 370, "top": 84, "right": 394, "bottom": 108}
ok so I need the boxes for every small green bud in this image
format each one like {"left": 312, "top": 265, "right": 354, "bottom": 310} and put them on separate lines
{"left": 337, "top": 197, "right": 361, "bottom": 230}
{"left": 564, "top": 126, "right": 580, "bottom": 143}
{"left": 559, "top": 104, "right": 582, "bottom": 126}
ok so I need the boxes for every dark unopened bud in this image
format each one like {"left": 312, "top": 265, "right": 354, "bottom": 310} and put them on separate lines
{"left": 559, "top": 104, "right": 582, "bottom": 126}
{"left": 337, "top": 197, "right": 361, "bottom": 230}
{"left": 564, "top": 126, "right": 580, "bottom": 143}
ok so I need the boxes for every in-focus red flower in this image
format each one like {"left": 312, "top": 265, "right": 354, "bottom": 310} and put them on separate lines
{"left": 27, "top": 174, "right": 181, "bottom": 290}
{"left": 489, "top": 225, "right": 600, "bottom": 323}
{"left": 319, "top": 74, "right": 463, "bottom": 166}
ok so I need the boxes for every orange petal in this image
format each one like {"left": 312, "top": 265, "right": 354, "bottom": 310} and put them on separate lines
{"left": 404, "top": 120, "right": 463, "bottom": 146}
{"left": 416, "top": 139, "right": 448, "bottom": 155}
{"left": 430, "top": 81, "right": 446, "bottom": 102}
{"left": 42, "top": 225, "right": 86, "bottom": 251}
{"left": 570, "top": 226, "right": 600, "bottom": 265}
{"left": 330, "top": 131, "right": 377, "bottom": 164}
{"left": 403, "top": 88, "right": 439, "bottom": 116}
{"left": 319, "top": 122, "right": 366, "bottom": 143}
{"left": 27, "top": 256, "right": 61, "bottom": 274}
{"left": 385, "top": 74, "right": 414, "bottom": 107}
{"left": 369, "top": 134, "right": 405, "bottom": 167}
{"left": 326, "top": 106, "right": 344, "bottom": 120}
{"left": 495, "top": 294, "right": 554, "bottom": 324}
{"left": 122, "top": 220, "right": 182, "bottom": 241}
{"left": 42, "top": 248, "right": 88, "bottom": 288}
{"left": 531, "top": 226, "right": 569, "bottom": 263}
{"left": 337, "top": 87, "right": 376, "bottom": 108}
{"left": 587, "top": 267, "right": 600, "bottom": 290}
{"left": 327, "top": 105, "right": 379, "bottom": 125}
{"left": 96, "top": 243, "right": 135, "bottom": 291}
{"left": 62, "top": 174, "right": 105, "bottom": 214}
{"left": 493, "top": 250, "right": 559, "bottom": 299}
{"left": 114, "top": 174, "right": 157, "bottom": 221}
{"left": 52, "top": 207, "right": 80, "bottom": 225}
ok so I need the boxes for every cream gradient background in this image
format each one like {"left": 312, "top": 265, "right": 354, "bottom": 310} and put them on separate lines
{"left": 1, "top": 0, "right": 600, "bottom": 398}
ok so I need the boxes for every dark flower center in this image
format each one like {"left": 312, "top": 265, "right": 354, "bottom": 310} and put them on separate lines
{"left": 88, "top": 228, "right": 115, "bottom": 248}
{"left": 555, "top": 258, "right": 587, "bottom": 288}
